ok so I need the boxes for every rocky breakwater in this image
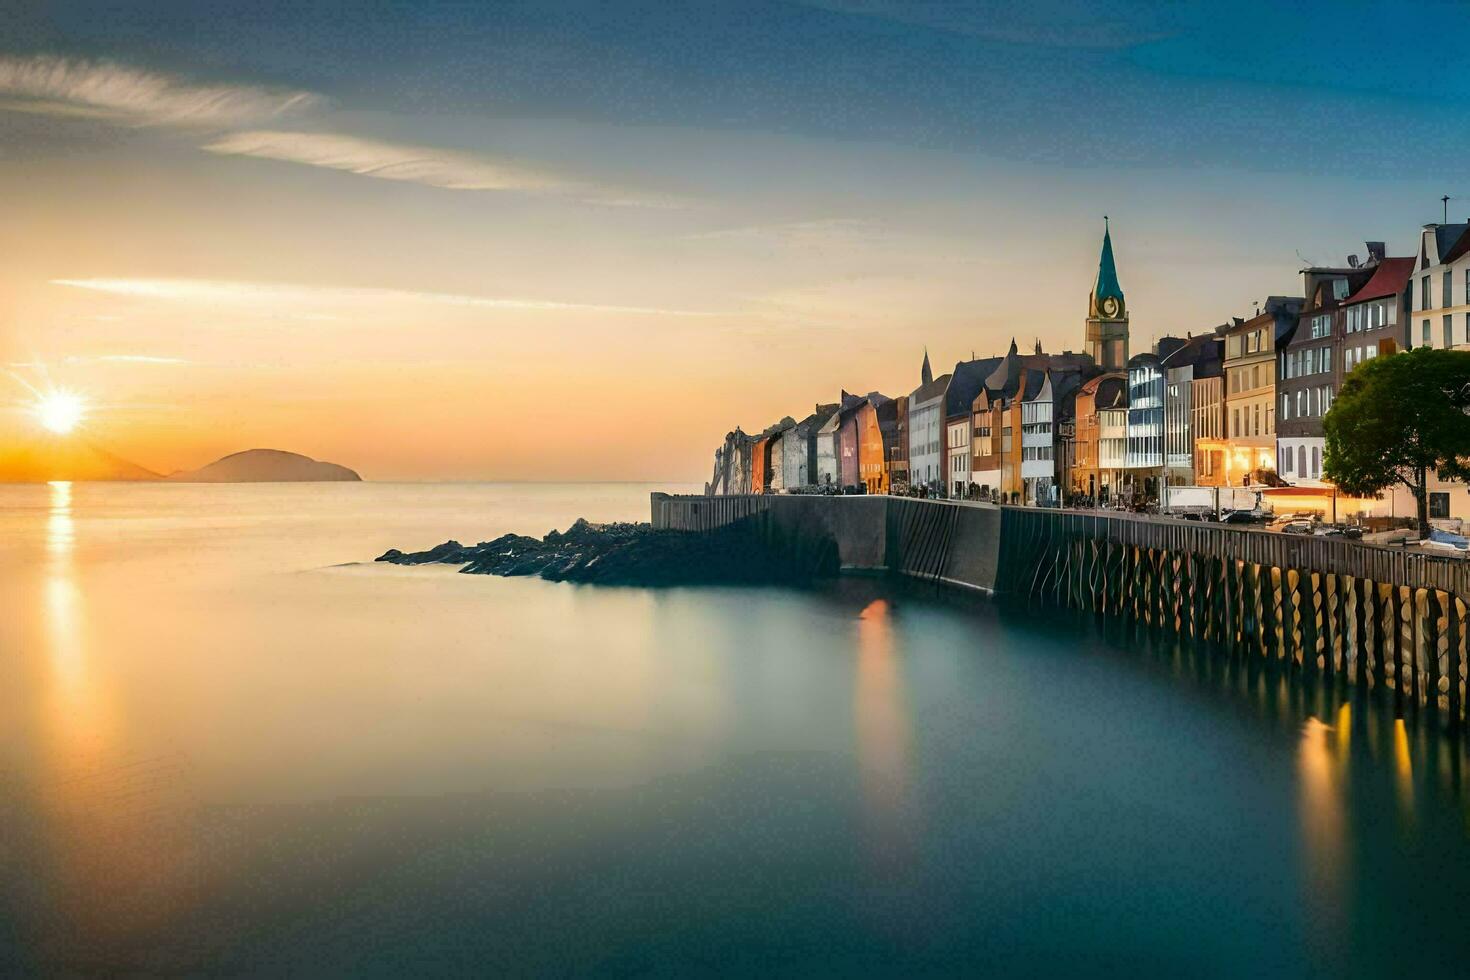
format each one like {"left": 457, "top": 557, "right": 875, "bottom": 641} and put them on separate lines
{"left": 375, "top": 518, "right": 835, "bottom": 587}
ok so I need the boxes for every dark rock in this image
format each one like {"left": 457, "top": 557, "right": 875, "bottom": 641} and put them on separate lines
{"left": 378, "top": 517, "right": 837, "bottom": 587}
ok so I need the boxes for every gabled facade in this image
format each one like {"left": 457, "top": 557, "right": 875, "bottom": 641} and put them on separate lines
{"left": 854, "top": 393, "right": 893, "bottom": 494}
{"left": 1221, "top": 296, "right": 1303, "bottom": 485}
{"left": 971, "top": 388, "right": 1002, "bottom": 498}
{"left": 1410, "top": 223, "right": 1470, "bottom": 350}
{"left": 907, "top": 371, "right": 951, "bottom": 492}
{"left": 1279, "top": 250, "right": 1408, "bottom": 484}
{"left": 814, "top": 411, "right": 841, "bottom": 487}
{"left": 1020, "top": 371, "right": 1056, "bottom": 505}
{"left": 1070, "top": 372, "right": 1126, "bottom": 501}
{"left": 883, "top": 396, "right": 908, "bottom": 490}
{"left": 1159, "top": 334, "right": 1224, "bottom": 486}
{"left": 942, "top": 355, "right": 1004, "bottom": 498}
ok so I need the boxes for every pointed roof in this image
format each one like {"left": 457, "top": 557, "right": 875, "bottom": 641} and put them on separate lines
{"left": 1343, "top": 256, "right": 1413, "bottom": 304}
{"left": 1093, "top": 217, "right": 1124, "bottom": 304}
{"left": 944, "top": 356, "right": 1004, "bottom": 419}
{"left": 921, "top": 348, "right": 933, "bottom": 386}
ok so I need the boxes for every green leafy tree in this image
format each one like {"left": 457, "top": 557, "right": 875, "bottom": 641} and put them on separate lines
{"left": 1323, "top": 347, "right": 1470, "bottom": 538}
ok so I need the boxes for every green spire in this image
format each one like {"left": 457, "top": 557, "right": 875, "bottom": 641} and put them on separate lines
{"left": 1094, "top": 216, "right": 1124, "bottom": 304}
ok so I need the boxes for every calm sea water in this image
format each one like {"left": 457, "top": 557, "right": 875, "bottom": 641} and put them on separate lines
{"left": 3, "top": 481, "right": 1470, "bottom": 976}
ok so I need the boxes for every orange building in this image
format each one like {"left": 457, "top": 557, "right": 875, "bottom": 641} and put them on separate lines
{"left": 749, "top": 436, "right": 769, "bottom": 494}
{"left": 855, "top": 395, "right": 892, "bottom": 494}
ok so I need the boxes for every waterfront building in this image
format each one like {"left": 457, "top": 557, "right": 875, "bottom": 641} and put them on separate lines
{"left": 1410, "top": 222, "right": 1470, "bottom": 350}
{"left": 1191, "top": 364, "right": 1226, "bottom": 487}
{"left": 750, "top": 435, "right": 770, "bottom": 494}
{"left": 883, "top": 396, "right": 908, "bottom": 490}
{"left": 838, "top": 401, "right": 861, "bottom": 489}
{"left": 1099, "top": 392, "right": 1128, "bottom": 500}
{"left": 1159, "top": 334, "right": 1224, "bottom": 486}
{"left": 907, "top": 369, "right": 952, "bottom": 493}
{"left": 763, "top": 418, "right": 796, "bottom": 493}
{"left": 1124, "top": 352, "right": 1164, "bottom": 498}
{"left": 766, "top": 431, "right": 785, "bottom": 492}
{"left": 814, "top": 410, "right": 841, "bottom": 487}
{"left": 1220, "top": 297, "right": 1303, "bottom": 485}
{"left": 708, "top": 428, "right": 756, "bottom": 495}
{"left": 779, "top": 404, "right": 836, "bottom": 491}
{"left": 971, "top": 387, "right": 1002, "bottom": 498}
{"left": 1019, "top": 371, "right": 1056, "bottom": 506}
{"left": 1084, "top": 218, "right": 1130, "bottom": 372}
{"left": 853, "top": 393, "right": 893, "bottom": 494}
{"left": 980, "top": 340, "right": 1097, "bottom": 505}
{"left": 943, "top": 355, "right": 1004, "bottom": 498}
{"left": 1280, "top": 249, "right": 1409, "bottom": 484}
{"left": 1070, "top": 372, "right": 1126, "bottom": 501}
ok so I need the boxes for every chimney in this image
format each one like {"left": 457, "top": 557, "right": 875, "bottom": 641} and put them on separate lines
{"left": 1365, "top": 241, "right": 1386, "bottom": 262}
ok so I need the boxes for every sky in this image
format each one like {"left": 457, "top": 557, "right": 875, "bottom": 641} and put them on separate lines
{"left": 2, "top": 0, "right": 1469, "bottom": 481}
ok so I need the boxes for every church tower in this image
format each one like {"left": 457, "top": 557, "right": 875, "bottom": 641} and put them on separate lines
{"left": 920, "top": 348, "right": 933, "bottom": 386}
{"left": 1085, "top": 217, "right": 1129, "bottom": 371}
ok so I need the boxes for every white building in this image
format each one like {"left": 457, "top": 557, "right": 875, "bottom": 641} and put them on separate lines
{"left": 907, "top": 373, "right": 950, "bottom": 492}
{"left": 972, "top": 390, "right": 1000, "bottom": 496}
{"left": 814, "top": 411, "right": 841, "bottom": 487}
{"left": 946, "top": 417, "right": 970, "bottom": 497}
{"left": 1125, "top": 354, "right": 1164, "bottom": 495}
{"left": 1411, "top": 222, "right": 1470, "bottom": 351}
{"left": 1020, "top": 372, "right": 1055, "bottom": 505}
{"left": 1099, "top": 403, "right": 1127, "bottom": 494}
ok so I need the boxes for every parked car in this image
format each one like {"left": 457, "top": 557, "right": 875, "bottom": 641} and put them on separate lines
{"left": 1278, "top": 519, "right": 1315, "bottom": 535}
{"left": 1219, "top": 509, "right": 1268, "bottom": 525}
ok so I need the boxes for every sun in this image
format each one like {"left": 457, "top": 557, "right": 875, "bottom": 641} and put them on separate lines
{"left": 34, "top": 390, "right": 87, "bottom": 435}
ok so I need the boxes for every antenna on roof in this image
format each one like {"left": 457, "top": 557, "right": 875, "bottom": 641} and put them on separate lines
{"left": 1444, "top": 195, "right": 1452, "bottom": 224}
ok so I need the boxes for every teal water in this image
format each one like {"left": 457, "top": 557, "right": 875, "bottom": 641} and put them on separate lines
{"left": 1, "top": 482, "right": 1469, "bottom": 975}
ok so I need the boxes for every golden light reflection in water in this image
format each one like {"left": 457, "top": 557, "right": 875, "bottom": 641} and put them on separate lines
{"left": 36, "top": 480, "right": 199, "bottom": 952}
{"left": 1299, "top": 708, "right": 1349, "bottom": 937}
{"left": 854, "top": 598, "right": 915, "bottom": 871}
{"left": 1393, "top": 718, "right": 1415, "bottom": 818}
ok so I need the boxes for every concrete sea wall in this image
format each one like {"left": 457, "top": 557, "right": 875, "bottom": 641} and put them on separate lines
{"left": 650, "top": 493, "right": 1470, "bottom": 724}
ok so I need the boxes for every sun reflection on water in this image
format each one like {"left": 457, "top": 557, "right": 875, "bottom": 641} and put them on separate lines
{"left": 854, "top": 598, "right": 915, "bottom": 872}
{"left": 34, "top": 480, "right": 201, "bottom": 953}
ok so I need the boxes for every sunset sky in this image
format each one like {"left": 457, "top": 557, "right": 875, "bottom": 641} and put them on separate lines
{"left": 2, "top": 1, "right": 1466, "bottom": 480}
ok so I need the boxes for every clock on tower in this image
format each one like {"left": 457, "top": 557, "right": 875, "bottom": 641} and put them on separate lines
{"left": 1085, "top": 217, "right": 1129, "bottom": 371}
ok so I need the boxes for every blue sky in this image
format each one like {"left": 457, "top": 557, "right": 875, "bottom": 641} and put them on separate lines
{"left": 1, "top": 1, "right": 1466, "bottom": 478}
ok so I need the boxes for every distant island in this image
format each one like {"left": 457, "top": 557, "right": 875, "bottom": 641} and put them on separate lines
{"left": 0, "top": 442, "right": 360, "bottom": 483}
{"left": 166, "top": 449, "right": 361, "bottom": 483}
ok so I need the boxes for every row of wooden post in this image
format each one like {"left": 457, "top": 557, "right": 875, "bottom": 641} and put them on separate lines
{"left": 1022, "top": 531, "right": 1468, "bottom": 725}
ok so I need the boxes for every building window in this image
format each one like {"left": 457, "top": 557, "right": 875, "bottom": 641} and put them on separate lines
{"left": 1423, "top": 320, "right": 1431, "bottom": 347}
{"left": 1431, "top": 492, "right": 1451, "bottom": 519}
{"left": 1310, "top": 446, "right": 1320, "bottom": 478}
{"left": 1282, "top": 447, "right": 1294, "bottom": 475}
{"left": 1298, "top": 445, "right": 1306, "bottom": 477}
{"left": 1422, "top": 276, "right": 1431, "bottom": 311}
{"left": 1445, "top": 270, "right": 1454, "bottom": 308}
{"left": 1447, "top": 314, "right": 1455, "bottom": 349}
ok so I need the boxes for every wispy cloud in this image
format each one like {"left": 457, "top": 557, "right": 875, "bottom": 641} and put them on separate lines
{"left": 202, "top": 129, "right": 682, "bottom": 207}
{"left": 90, "top": 354, "right": 190, "bottom": 365}
{"left": 0, "top": 55, "right": 319, "bottom": 127}
{"left": 51, "top": 278, "right": 732, "bottom": 318}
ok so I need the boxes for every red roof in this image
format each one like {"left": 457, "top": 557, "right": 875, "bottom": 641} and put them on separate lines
{"left": 1343, "top": 256, "right": 1413, "bottom": 305}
